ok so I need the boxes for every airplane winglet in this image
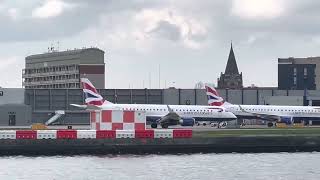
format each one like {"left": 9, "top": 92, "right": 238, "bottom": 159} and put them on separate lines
{"left": 167, "top": 105, "right": 174, "bottom": 113}
{"left": 238, "top": 105, "right": 247, "bottom": 113}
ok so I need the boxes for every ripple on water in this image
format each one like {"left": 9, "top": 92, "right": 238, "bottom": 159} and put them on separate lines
{"left": 0, "top": 152, "right": 319, "bottom": 180}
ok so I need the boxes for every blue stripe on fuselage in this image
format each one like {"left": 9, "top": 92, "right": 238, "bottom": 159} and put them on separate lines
{"left": 146, "top": 116, "right": 235, "bottom": 123}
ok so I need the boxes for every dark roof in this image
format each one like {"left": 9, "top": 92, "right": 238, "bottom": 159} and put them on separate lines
{"left": 224, "top": 43, "right": 239, "bottom": 75}
{"left": 26, "top": 47, "right": 104, "bottom": 60}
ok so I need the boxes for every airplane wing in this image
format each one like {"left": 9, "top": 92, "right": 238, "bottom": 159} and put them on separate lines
{"left": 150, "top": 105, "right": 182, "bottom": 128}
{"left": 238, "top": 105, "right": 280, "bottom": 121}
{"left": 70, "top": 104, "right": 87, "bottom": 109}
{"left": 70, "top": 104, "right": 102, "bottom": 110}
{"left": 159, "top": 105, "right": 181, "bottom": 123}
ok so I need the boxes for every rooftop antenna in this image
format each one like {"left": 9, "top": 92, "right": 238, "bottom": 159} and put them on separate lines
{"left": 49, "top": 43, "right": 55, "bottom": 52}
{"left": 158, "top": 64, "right": 161, "bottom": 89}
{"left": 57, "top": 41, "right": 60, "bottom": 51}
{"left": 148, "top": 72, "right": 151, "bottom": 89}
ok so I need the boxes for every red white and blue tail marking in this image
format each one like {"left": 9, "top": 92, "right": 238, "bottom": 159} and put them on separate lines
{"left": 81, "top": 78, "right": 105, "bottom": 106}
{"left": 205, "top": 85, "right": 224, "bottom": 106}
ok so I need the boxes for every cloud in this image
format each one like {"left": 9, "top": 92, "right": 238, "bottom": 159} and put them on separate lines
{"left": 1, "top": 0, "right": 320, "bottom": 88}
{"left": 80, "top": 7, "right": 209, "bottom": 56}
{"left": 0, "top": 3, "right": 20, "bottom": 20}
{"left": 231, "top": 0, "right": 285, "bottom": 19}
{"left": 149, "top": 20, "right": 182, "bottom": 41}
{"left": 32, "top": 0, "right": 74, "bottom": 19}
{"left": 135, "top": 8, "right": 208, "bottom": 49}
{"left": 8, "top": 8, "right": 19, "bottom": 20}
{"left": 0, "top": 56, "right": 24, "bottom": 88}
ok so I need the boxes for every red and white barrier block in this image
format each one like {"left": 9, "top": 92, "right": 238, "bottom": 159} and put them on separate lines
{"left": 0, "top": 130, "right": 16, "bottom": 139}
{"left": 37, "top": 130, "right": 57, "bottom": 139}
{"left": 154, "top": 129, "right": 173, "bottom": 138}
{"left": 90, "top": 110, "right": 146, "bottom": 130}
{"left": 0, "top": 129, "right": 192, "bottom": 140}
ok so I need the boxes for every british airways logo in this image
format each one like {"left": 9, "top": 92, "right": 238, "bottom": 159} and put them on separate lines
{"left": 205, "top": 85, "right": 224, "bottom": 106}
{"left": 81, "top": 78, "right": 104, "bottom": 106}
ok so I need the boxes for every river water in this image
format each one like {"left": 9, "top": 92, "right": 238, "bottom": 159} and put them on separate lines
{"left": 0, "top": 152, "right": 319, "bottom": 180}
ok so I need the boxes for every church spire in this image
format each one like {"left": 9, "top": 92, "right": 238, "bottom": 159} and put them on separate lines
{"left": 225, "top": 42, "right": 239, "bottom": 75}
{"left": 217, "top": 42, "right": 243, "bottom": 89}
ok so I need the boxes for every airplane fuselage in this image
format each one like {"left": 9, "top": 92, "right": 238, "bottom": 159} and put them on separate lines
{"left": 97, "top": 104, "right": 237, "bottom": 122}
{"left": 225, "top": 104, "right": 320, "bottom": 120}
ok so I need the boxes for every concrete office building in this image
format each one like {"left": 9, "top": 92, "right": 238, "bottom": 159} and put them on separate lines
{"left": 278, "top": 57, "right": 318, "bottom": 90}
{"left": 22, "top": 47, "right": 105, "bottom": 89}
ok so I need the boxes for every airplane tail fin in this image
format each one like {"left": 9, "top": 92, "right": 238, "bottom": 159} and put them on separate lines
{"left": 80, "top": 78, "right": 113, "bottom": 106}
{"left": 205, "top": 84, "right": 226, "bottom": 106}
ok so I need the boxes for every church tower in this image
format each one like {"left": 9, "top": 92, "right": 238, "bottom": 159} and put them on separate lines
{"left": 217, "top": 43, "right": 243, "bottom": 89}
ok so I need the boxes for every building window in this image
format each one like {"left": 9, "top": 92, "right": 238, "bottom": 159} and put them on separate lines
{"left": 8, "top": 114, "right": 16, "bottom": 126}
{"left": 304, "top": 67, "right": 307, "bottom": 76}
{"left": 293, "top": 67, "right": 297, "bottom": 76}
{"left": 293, "top": 76, "right": 297, "bottom": 86}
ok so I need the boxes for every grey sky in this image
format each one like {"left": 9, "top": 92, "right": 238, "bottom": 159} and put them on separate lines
{"left": 0, "top": 0, "right": 319, "bottom": 88}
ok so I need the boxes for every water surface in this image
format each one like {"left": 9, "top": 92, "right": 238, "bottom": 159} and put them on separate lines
{"left": 0, "top": 153, "right": 319, "bottom": 180}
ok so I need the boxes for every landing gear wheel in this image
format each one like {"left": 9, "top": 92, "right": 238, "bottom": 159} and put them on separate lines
{"left": 151, "top": 123, "right": 158, "bottom": 128}
{"left": 267, "top": 122, "right": 273, "bottom": 127}
{"left": 218, "top": 122, "right": 227, "bottom": 128}
{"left": 161, "top": 124, "right": 169, "bottom": 128}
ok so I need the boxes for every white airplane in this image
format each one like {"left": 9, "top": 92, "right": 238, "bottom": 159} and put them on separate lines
{"left": 71, "top": 78, "right": 237, "bottom": 128}
{"left": 205, "top": 85, "right": 320, "bottom": 127}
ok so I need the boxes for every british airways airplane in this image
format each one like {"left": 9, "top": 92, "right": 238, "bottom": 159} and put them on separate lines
{"left": 205, "top": 85, "right": 320, "bottom": 126}
{"left": 71, "top": 78, "right": 237, "bottom": 128}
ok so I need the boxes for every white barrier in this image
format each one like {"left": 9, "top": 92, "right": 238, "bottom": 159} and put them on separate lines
{"left": 77, "top": 130, "right": 96, "bottom": 139}
{"left": 0, "top": 130, "right": 16, "bottom": 139}
{"left": 0, "top": 129, "right": 192, "bottom": 140}
{"left": 37, "top": 130, "right": 57, "bottom": 139}
{"left": 154, "top": 129, "right": 173, "bottom": 138}
{"left": 116, "top": 130, "right": 135, "bottom": 138}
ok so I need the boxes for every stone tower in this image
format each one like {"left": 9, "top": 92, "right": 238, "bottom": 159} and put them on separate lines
{"left": 217, "top": 43, "right": 243, "bottom": 89}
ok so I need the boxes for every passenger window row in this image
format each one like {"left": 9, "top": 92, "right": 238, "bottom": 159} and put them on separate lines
{"left": 121, "top": 108, "right": 214, "bottom": 112}
{"left": 244, "top": 109, "right": 318, "bottom": 113}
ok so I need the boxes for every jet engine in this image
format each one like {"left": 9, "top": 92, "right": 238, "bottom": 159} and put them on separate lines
{"left": 179, "top": 118, "right": 196, "bottom": 126}
{"left": 278, "top": 116, "right": 294, "bottom": 125}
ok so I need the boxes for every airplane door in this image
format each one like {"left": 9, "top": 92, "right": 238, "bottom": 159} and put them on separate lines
{"left": 8, "top": 114, "right": 16, "bottom": 126}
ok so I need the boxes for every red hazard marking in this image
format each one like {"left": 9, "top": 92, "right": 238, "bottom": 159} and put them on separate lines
{"left": 123, "top": 111, "right": 135, "bottom": 123}
{"left": 102, "top": 110, "right": 112, "bottom": 122}
{"left": 173, "top": 129, "right": 193, "bottom": 138}
{"left": 112, "top": 123, "right": 123, "bottom": 130}
{"left": 135, "top": 130, "right": 154, "bottom": 139}
{"left": 16, "top": 130, "right": 37, "bottom": 139}
{"left": 57, "top": 130, "right": 77, "bottom": 139}
{"left": 134, "top": 123, "right": 145, "bottom": 130}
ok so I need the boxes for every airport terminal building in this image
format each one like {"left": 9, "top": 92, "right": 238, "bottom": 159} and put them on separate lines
{"left": 0, "top": 87, "right": 320, "bottom": 126}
